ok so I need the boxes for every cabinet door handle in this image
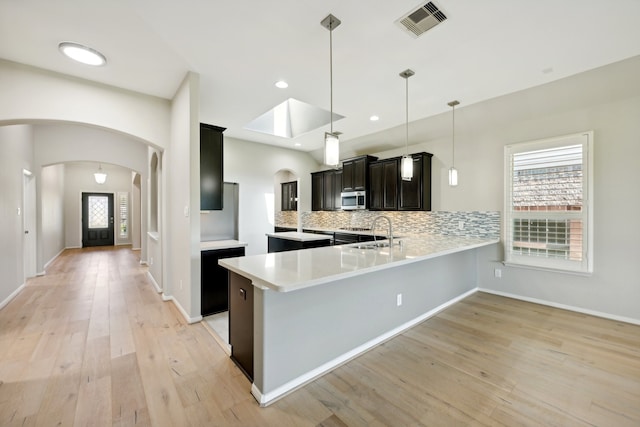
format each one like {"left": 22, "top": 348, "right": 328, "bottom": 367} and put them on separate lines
{"left": 239, "top": 288, "right": 246, "bottom": 300}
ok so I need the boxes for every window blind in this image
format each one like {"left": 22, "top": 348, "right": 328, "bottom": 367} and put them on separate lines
{"left": 504, "top": 132, "right": 593, "bottom": 273}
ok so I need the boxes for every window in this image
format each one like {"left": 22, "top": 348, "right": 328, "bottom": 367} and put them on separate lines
{"left": 118, "top": 192, "right": 129, "bottom": 239}
{"left": 504, "top": 131, "right": 593, "bottom": 273}
{"left": 88, "top": 195, "right": 109, "bottom": 229}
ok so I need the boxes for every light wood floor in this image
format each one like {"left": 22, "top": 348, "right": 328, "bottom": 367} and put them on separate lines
{"left": 1, "top": 247, "right": 638, "bottom": 426}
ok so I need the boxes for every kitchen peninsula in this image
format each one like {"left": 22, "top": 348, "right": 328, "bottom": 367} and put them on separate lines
{"left": 219, "top": 234, "right": 499, "bottom": 406}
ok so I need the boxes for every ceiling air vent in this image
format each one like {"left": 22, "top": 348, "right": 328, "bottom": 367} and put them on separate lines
{"left": 396, "top": 2, "right": 447, "bottom": 38}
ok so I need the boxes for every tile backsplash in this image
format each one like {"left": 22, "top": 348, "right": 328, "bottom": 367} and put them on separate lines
{"left": 275, "top": 210, "right": 500, "bottom": 239}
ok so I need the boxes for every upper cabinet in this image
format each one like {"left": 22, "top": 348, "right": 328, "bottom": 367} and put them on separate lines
{"left": 281, "top": 181, "right": 298, "bottom": 211}
{"left": 200, "top": 123, "right": 225, "bottom": 210}
{"left": 399, "top": 152, "right": 432, "bottom": 211}
{"left": 368, "top": 152, "right": 432, "bottom": 211}
{"left": 311, "top": 169, "right": 342, "bottom": 211}
{"left": 341, "top": 155, "right": 377, "bottom": 192}
{"left": 369, "top": 158, "right": 399, "bottom": 211}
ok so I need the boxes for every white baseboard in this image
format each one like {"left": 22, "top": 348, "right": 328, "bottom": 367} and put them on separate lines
{"left": 43, "top": 247, "right": 66, "bottom": 271}
{"left": 252, "top": 288, "right": 477, "bottom": 406}
{"left": 160, "top": 293, "right": 202, "bottom": 325}
{"left": 477, "top": 288, "right": 640, "bottom": 326}
{"left": 0, "top": 283, "right": 26, "bottom": 310}
{"left": 146, "top": 271, "right": 162, "bottom": 293}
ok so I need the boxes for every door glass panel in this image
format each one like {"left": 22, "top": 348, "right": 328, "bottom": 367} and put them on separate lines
{"left": 88, "top": 196, "right": 109, "bottom": 229}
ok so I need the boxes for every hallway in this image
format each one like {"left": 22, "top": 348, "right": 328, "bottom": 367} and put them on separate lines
{"left": 0, "top": 247, "right": 263, "bottom": 426}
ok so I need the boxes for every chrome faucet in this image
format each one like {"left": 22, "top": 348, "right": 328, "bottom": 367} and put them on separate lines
{"left": 371, "top": 215, "right": 393, "bottom": 246}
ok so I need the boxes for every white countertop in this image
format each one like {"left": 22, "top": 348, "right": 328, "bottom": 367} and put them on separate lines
{"left": 219, "top": 234, "right": 499, "bottom": 293}
{"left": 200, "top": 239, "right": 248, "bottom": 251}
{"left": 266, "top": 231, "right": 333, "bottom": 242}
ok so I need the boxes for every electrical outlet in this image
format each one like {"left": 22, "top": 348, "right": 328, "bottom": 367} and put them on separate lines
{"left": 150, "top": 257, "right": 153, "bottom": 266}
{"left": 458, "top": 221, "right": 465, "bottom": 230}
{"left": 396, "top": 293, "right": 403, "bottom": 307}
{"left": 494, "top": 268, "right": 502, "bottom": 278}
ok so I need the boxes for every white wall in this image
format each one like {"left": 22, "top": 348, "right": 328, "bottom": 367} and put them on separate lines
{"left": 62, "top": 163, "right": 135, "bottom": 248}
{"left": 40, "top": 163, "right": 65, "bottom": 267}
{"left": 0, "top": 124, "right": 33, "bottom": 305}
{"left": 223, "top": 137, "right": 320, "bottom": 255}
{"left": 163, "top": 72, "right": 200, "bottom": 321}
{"left": 0, "top": 59, "right": 170, "bottom": 149}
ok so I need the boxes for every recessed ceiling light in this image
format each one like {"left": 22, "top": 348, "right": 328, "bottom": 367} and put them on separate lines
{"left": 275, "top": 80, "right": 289, "bottom": 89}
{"left": 370, "top": 115, "right": 380, "bottom": 121}
{"left": 294, "top": 143, "right": 301, "bottom": 147}
{"left": 59, "top": 42, "right": 106, "bottom": 66}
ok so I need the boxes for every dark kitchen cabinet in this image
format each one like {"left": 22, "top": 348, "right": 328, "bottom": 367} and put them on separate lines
{"left": 399, "top": 152, "right": 433, "bottom": 211}
{"left": 200, "top": 123, "right": 225, "bottom": 210}
{"left": 201, "top": 246, "right": 245, "bottom": 316}
{"left": 311, "top": 170, "right": 342, "bottom": 211}
{"left": 342, "top": 155, "right": 377, "bottom": 192}
{"left": 369, "top": 158, "right": 399, "bottom": 211}
{"left": 281, "top": 181, "right": 297, "bottom": 211}
{"left": 229, "top": 271, "right": 253, "bottom": 381}
{"left": 267, "top": 236, "right": 332, "bottom": 253}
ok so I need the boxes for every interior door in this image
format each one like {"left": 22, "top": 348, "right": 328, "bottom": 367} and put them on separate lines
{"left": 23, "top": 170, "right": 36, "bottom": 279}
{"left": 82, "top": 192, "right": 115, "bottom": 247}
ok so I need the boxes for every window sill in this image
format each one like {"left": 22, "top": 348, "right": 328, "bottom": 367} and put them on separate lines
{"left": 502, "top": 261, "right": 593, "bottom": 277}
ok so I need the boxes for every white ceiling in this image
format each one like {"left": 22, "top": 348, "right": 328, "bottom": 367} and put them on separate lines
{"left": 2, "top": 0, "right": 640, "bottom": 158}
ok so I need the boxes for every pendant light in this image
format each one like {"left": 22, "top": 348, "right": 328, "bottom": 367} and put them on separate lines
{"left": 400, "top": 69, "right": 415, "bottom": 181}
{"left": 321, "top": 14, "right": 341, "bottom": 167}
{"left": 448, "top": 100, "right": 460, "bottom": 187}
{"left": 94, "top": 164, "right": 107, "bottom": 184}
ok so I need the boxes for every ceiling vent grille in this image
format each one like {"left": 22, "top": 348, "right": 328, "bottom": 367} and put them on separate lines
{"left": 396, "top": 2, "right": 447, "bottom": 38}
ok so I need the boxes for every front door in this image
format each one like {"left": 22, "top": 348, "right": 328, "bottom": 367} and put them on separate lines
{"left": 82, "top": 192, "right": 114, "bottom": 247}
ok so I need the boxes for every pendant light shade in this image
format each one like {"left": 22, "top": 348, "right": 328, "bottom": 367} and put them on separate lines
{"left": 94, "top": 164, "right": 107, "bottom": 184}
{"left": 321, "top": 14, "right": 341, "bottom": 167}
{"left": 324, "top": 132, "right": 340, "bottom": 167}
{"left": 448, "top": 100, "right": 460, "bottom": 187}
{"left": 400, "top": 69, "right": 415, "bottom": 181}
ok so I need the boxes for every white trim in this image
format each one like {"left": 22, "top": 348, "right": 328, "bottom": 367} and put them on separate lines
{"left": 252, "top": 288, "right": 477, "bottom": 406}
{"left": 160, "top": 293, "right": 203, "bottom": 325}
{"left": 0, "top": 283, "right": 26, "bottom": 310}
{"left": 478, "top": 288, "right": 640, "bottom": 326}
{"left": 43, "top": 248, "right": 66, "bottom": 271}
{"left": 146, "top": 271, "right": 162, "bottom": 293}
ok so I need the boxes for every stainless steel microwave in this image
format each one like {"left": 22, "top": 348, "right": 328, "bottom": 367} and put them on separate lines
{"left": 341, "top": 191, "right": 366, "bottom": 210}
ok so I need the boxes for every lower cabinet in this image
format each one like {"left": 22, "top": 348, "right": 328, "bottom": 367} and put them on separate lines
{"left": 267, "top": 236, "right": 331, "bottom": 253}
{"left": 229, "top": 271, "right": 254, "bottom": 381}
{"left": 201, "top": 247, "right": 245, "bottom": 316}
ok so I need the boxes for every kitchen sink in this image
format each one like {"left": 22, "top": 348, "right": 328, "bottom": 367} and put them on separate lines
{"left": 351, "top": 241, "right": 390, "bottom": 249}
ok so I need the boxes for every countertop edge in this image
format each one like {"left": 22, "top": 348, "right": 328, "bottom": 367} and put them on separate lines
{"left": 219, "top": 238, "right": 499, "bottom": 293}
{"left": 201, "top": 240, "right": 248, "bottom": 251}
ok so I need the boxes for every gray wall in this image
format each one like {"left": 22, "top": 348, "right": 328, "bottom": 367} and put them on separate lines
{"left": 254, "top": 248, "right": 480, "bottom": 399}
{"left": 354, "top": 57, "right": 640, "bottom": 323}
{"left": 40, "top": 163, "right": 65, "bottom": 267}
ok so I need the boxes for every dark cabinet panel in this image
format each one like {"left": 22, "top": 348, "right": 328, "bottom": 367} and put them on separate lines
{"left": 267, "top": 236, "right": 331, "bottom": 253}
{"left": 281, "top": 181, "right": 297, "bottom": 211}
{"left": 332, "top": 170, "right": 343, "bottom": 211}
{"left": 369, "top": 159, "right": 399, "bottom": 211}
{"left": 201, "top": 247, "right": 245, "bottom": 316}
{"left": 342, "top": 155, "right": 377, "bottom": 192}
{"left": 311, "top": 172, "right": 324, "bottom": 211}
{"left": 229, "top": 272, "right": 253, "bottom": 381}
{"left": 200, "top": 123, "right": 225, "bottom": 210}
{"left": 399, "top": 153, "right": 433, "bottom": 211}
{"left": 311, "top": 170, "right": 342, "bottom": 211}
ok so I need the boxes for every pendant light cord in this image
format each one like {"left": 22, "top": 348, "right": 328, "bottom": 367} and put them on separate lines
{"left": 451, "top": 103, "right": 455, "bottom": 167}
{"left": 329, "top": 22, "right": 333, "bottom": 135}
{"left": 405, "top": 76, "right": 409, "bottom": 156}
